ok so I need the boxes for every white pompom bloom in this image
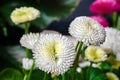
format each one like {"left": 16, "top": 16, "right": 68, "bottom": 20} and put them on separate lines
{"left": 69, "top": 16, "right": 106, "bottom": 46}
{"left": 10, "top": 7, "right": 40, "bottom": 24}
{"left": 100, "top": 28, "right": 120, "bottom": 61}
{"left": 22, "top": 58, "right": 33, "bottom": 70}
{"left": 32, "top": 34, "right": 76, "bottom": 75}
{"left": 20, "top": 33, "right": 40, "bottom": 49}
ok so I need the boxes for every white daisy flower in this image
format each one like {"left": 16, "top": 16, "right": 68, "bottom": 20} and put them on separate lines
{"left": 69, "top": 16, "right": 106, "bottom": 46}
{"left": 20, "top": 33, "right": 40, "bottom": 49}
{"left": 32, "top": 34, "right": 76, "bottom": 75}
{"left": 22, "top": 58, "right": 33, "bottom": 70}
{"left": 100, "top": 28, "right": 120, "bottom": 61}
{"left": 10, "top": 7, "right": 40, "bottom": 24}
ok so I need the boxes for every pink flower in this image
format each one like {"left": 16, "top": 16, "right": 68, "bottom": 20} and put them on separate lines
{"left": 116, "top": 0, "right": 120, "bottom": 3}
{"left": 90, "top": 0, "right": 120, "bottom": 14}
{"left": 116, "top": 0, "right": 120, "bottom": 9}
{"left": 90, "top": 16, "right": 109, "bottom": 27}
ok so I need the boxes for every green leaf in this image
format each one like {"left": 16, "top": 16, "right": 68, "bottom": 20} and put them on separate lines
{"left": 76, "top": 67, "right": 107, "bottom": 80}
{"left": 0, "top": 0, "right": 79, "bottom": 29}
{"left": 88, "top": 68, "right": 107, "bottom": 80}
{"left": 0, "top": 68, "right": 23, "bottom": 80}
{"left": 100, "top": 61, "right": 111, "bottom": 71}
{"left": 80, "top": 67, "right": 107, "bottom": 80}
{"left": 30, "top": 69, "right": 51, "bottom": 80}
{"left": 93, "top": 74, "right": 107, "bottom": 80}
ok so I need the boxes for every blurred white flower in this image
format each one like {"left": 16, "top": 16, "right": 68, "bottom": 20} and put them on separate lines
{"left": 106, "top": 72, "right": 119, "bottom": 80}
{"left": 32, "top": 34, "right": 75, "bottom": 75}
{"left": 100, "top": 28, "right": 120, "bottom": 61}
{"left": 10, "top": 7, "right": 40, "bottom": 24}
{"left": 20, "top": 33, "right": 40, "bottom": 49}
{"left": 41, "top": 30, "right": 60, "bottom": 34}
{"left": 78, "top": 61, "right": 98, "bottom": 68}
{"left": 76, "top": 67, "right": 82, "bottom": 73}
{"left": 6, "top": 45, "right": 25, "bottom": 62}
{"left": 85, "top": 45, "right": 107, "bottom": 62}
{"left": 69, "top": 16, "right": 106, "bottom": 46}
{"left": 22, "top": 58, "right": 33, "bottom": 70}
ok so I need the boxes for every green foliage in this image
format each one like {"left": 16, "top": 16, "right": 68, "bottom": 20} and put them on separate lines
{"left": 0, "top": 68, "right": 23, "bottom": 80}
{"left": 76, "top": 67, "right": 107, "bottom": 80}
{"left": 100, "top": 61, "right": 112, "bottom": 71}
{"left": 0, "top": 0, "right": 79, "bottom": 29}
{"left": 30, "top": 69, "right": 52, "bottom": 80}
{"left": 30, "top": 69, "right": 44, "bottom": 80}
{"left": 88, "top": 68, "right": 107, "bottom": 80}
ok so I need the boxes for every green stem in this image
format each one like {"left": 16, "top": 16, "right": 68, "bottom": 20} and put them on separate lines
{"left": 62, "top": 74, "right": 65, "bottom": 80}
{"left": 23, "top": 74, "right": 27, "bottom": 80}
{"left": 51, "top": 74, "right": 58, "bottom": 80}
{"left": 72, "top": 41, "right": 83, "bottom": 80}
{"left": 75, "top": 41, "right": 79, "bottom": 50}
{"left": 43, "top": 72, "right": 47, "bottom": 80}
{"left": 112, "top": 12, "right": 117, "bottom": 28}
{"left": 26, "top": 48, "right": 30, "bottom": 58}
{"left": 53, "top": 76, "right": 58, "bottom": 80}
{"left": 25, "top": 23, "right": 29, "bottom": 34}
{"left": 27, "top": 62, "right": 35, "bottom": 80}
{"left": 87, "top": 62, "right": 93, "bottom": 80}
{"left": 24, "top": 23, "right": 30, "bottom": 58}
{"left": 2, "top": 27, "right": 7, "bottom": 36}
{"left": 117, "top": 16, "right": 120, "bottom": 30}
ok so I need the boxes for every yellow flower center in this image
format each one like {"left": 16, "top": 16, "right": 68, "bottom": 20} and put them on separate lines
{"left": 44, "top": 41, "right": 61, "bottom": 61}
{"left": 17, "top": 11, "right": 27, "bottom": 16}
{"left": 89, "top": 47, "right": 98, "bottom": 60}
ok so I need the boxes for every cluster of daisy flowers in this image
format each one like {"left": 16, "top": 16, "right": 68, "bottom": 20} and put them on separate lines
{"left": 19, "top": 16, "right": 120, "bottom": 79}
{"left": 69, "top": 16, "right": 120, "bottom": 80}
{"left": 10, "top": 6, "right": 120, "bottom": 80}
{"left": 19, "top": 16, "right": 108, "bottom": 78}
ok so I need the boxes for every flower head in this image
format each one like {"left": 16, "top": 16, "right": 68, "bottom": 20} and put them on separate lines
{"left": 90, "top": 16, "right": 109, "bottom": 27}
{"left": 22, "top": 58, "right": 33, "bottom": 70}
{"left": 10, "top": 7, "right": 40, "bottom": 24}
{"left": 90, "top": 0, "right": 120, "bottom": 14}
{"left": 106, "top": 72, "right": 119, "bottom": 80}
{"left": 20, "top": 33, "right": 40, "bottom": 49}
{"left": 116, "top": 0, "right": 120, "bottom": 4}
{"left": 85, "top": 45, "right": 107, "bottom": 62}
{"left": 100, "top": 28, "right": 120, "bottom": 61}
{"left": 32, "top": 34, "right": 75, "bottom": 75}
{"left": 69, "top": 16, "right": 106, "bottom": 46}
